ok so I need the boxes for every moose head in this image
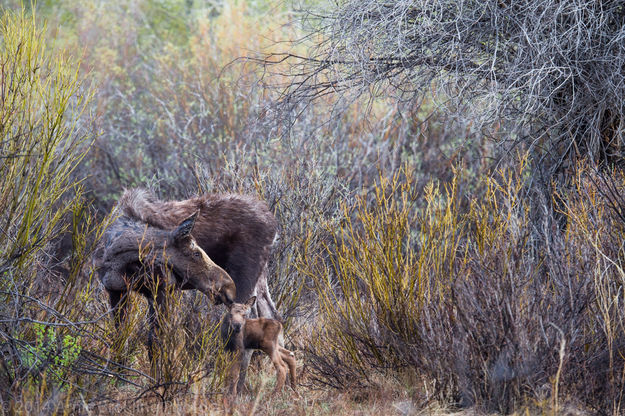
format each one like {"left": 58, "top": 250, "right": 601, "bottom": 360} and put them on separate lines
{"left": 225, "top": 296, "right": 256, "bottom": 334}
{"left": 162, "top": 211, "right": 236, "bottom": 305}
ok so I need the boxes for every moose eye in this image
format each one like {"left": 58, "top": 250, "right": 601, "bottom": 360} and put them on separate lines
{"left": 193, "top": 251, "right": 201, "bottom": 258}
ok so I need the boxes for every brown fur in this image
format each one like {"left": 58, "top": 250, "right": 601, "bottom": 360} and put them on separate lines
{"left": 222, "top": 297, "right": 297, "bottom": 401}
{"left": 110, "top": 189, "right": 280, "bottom": 388}
{"left": 98, "top": 209, "right": 236, "bottom": 369}
{"left": 119, "top": 189, "right": 278, "bottom": 313}
{"left": 99, "top": 210, "right": 236, "bottom": 303}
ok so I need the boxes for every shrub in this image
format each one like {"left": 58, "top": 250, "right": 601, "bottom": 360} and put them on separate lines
{"left": 284, "top": 0, "right": 625, "bottom": 175}
{"left": 305, "top": 162, "right": 625, "bottom": 413}
{"left": 0, "top": 7, "right": 98, "bottom": 410}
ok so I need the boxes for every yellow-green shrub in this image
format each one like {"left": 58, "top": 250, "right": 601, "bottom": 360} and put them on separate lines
{"left": 0, "top": 7, "right": 97, "bottom": 411}
{"left": 0, "top": 8, "right": 92, "bottom": 271}
{"left": 304, "top": 161, "right": 625, "bottom": 413}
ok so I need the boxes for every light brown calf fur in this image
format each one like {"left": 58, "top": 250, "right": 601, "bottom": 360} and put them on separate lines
{"left": 222, "top": 297, "right": 296, "bottom": 400}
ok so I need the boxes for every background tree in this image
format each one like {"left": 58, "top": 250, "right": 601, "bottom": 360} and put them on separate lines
{"left": 281, "top": 0, "right": 625, "bottom": 180}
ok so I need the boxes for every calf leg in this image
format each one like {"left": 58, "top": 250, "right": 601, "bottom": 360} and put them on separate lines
{"left": 223, "top": 350, "right": 242, "bottom": 415}
{"left": 270, "top": 349, "right": 287, "bottom": 394}
{"left": 236, "top": 348, "right": 253, "bottom": 394}
{"left": 279, "top": 347, "right": 297, "bottom": 391}
{"left": 227, "top": 351, "right": 242, "bottom": 397}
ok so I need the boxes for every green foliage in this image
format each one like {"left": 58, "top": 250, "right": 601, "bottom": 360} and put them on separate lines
{"left": 0, "top": 7, "right": 92, "bottom": 273}
{"left": 138, "top": 0, "right": 193, "bottom": 47}
{"left": 20, "top": 323, "right": 82, "bottom": 389}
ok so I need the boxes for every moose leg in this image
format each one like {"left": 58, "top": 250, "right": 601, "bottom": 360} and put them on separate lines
{"left": 223, "top": 350, "right": 242, "bottom": 414}
{"left": 279, "top": 347, "right": 297, "bottom": 391}
{"left": 108, "top": 290, "right": 129, "bottom": 370}
{"left": 270, "top": 348, "right": 287, "bottom": 394}
{"left": 254, "top": 261, "right": 281, "bottom": 322}
{"left": 146, "top": 291, "right": 165, "bottom": 380}
{"left": 236, "top": 349, "right": 253, "bottom": 394}
{"left": 147, "top": 298, "right": 157, "bottom": 365}
{"left": 108, "top": 290, "right": 128, "bottom": 328}
{"left": 228, "top": 351, "right": 242, "bottom": 397}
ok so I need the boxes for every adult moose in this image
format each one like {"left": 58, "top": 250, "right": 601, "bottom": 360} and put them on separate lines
{"left": 118, "top": 189, "right": 279, "bottom": 317}
{"left": 98, "top": 204, "right": 237, "bottom": 366}
{"left": 103, "top": 189, "right": 280, "bottom": 387}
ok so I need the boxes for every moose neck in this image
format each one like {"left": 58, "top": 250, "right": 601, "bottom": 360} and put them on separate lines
{"left": 103, "top": 217, "right": 172, "bottom": 270}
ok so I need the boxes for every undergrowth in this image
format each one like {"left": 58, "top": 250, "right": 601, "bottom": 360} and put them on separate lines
{"left": 0, "top": 1, "right": 624, "bottom": 415}
{"left": 304, "top": 162, "right": 625, "bottom": 413}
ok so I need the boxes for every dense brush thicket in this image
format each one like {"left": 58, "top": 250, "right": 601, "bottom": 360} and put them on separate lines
{"left": 304, "top": 164, "right": 625, "bottom": 413}
{"left": 0, "top": 8, "right": 95, "bottom": 406}
{"left": 287, "top": 0, "right": 625, "bottom": 176}
{"left": 1, "top": 1, "right": 625, "bottom": 414}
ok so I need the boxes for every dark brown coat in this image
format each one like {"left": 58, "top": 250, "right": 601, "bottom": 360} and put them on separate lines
{"left": 99, "top": 211, "right": 235, "bottom": 304}
{"left": 98, "top": 208, "right": 237, "bottom": 368}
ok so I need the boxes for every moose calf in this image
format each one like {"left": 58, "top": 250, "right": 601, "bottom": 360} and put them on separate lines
{"left": 222, "top": 296, "right": 296, "bottom": 400}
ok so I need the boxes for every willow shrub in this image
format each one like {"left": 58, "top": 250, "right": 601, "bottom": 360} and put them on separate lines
{"left": 0, "top": 9, "right": 92, "bottom": 270}
{"left": 304, "top": 162, "right": 625, "bottom": 413}
{"left": 0, "top": 9, "right": 110, "bottom": 412}
{"left": 301, "top": 167, "right": 462, "bottom": 387}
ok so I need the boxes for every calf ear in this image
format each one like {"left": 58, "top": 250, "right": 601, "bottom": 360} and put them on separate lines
{"left": 245, "top": 296, "right": 257, "bottom": 309}
{"left": 172, "top": 211, "right": 199, "bottom": 244}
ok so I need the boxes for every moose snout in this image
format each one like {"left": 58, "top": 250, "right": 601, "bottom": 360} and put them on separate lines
{"left": 197, "top": 266, "right": 236, "bottom": 306}
{"left": 231, "top": 322, "right": 242, "bottom": 333}
{"left": 212, "top": 267, "right": 236, "bottom": 305}
{"left": 220, "top": 280, "right": 236, "bottom": 306}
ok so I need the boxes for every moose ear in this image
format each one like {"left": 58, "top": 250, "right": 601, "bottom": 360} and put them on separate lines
{"left": 245, "top": 296, "right": 257, "bottom": 309}
{"left": 172, "top": 211, "right": 199, "bottom": 244}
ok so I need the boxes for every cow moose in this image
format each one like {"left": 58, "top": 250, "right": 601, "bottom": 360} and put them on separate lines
{"left": 98, "top": 189, "right": 280, "bottom": 385}
{"left": 98, "top": 208, "right": 236, "bottom": 366}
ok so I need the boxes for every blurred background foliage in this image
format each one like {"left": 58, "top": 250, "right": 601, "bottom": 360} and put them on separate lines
{"left": 1, "top": 0, "right": 624, "bottom": 414}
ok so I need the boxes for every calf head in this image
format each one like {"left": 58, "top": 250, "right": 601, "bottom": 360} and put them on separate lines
{"left": 164, "top": 212, "right": 236, "bottom": 305}
{"left": 226, "top": 296, "right": 256, "bottom": 334}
